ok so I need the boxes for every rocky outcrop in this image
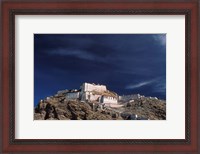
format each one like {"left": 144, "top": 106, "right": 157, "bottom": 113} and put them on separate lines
{"left": 34, "top": 92, "right": 166, "bottom": 120}
{"left": 34, "top": 94, "right": 121, "bottom": 120}
{"left": 122, "top": 97, "right": 166, "bottom": 120}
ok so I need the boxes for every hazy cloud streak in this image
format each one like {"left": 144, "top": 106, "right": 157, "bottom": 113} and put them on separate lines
{"left": 46, "top": 49, "right": 105, "bottom": 62}
{"left": 125, "top": 79, "right": 157, "bottom": 89}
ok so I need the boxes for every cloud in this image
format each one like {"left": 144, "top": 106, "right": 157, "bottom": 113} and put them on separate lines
{"left": 46, "top": 48, "right": 104, "bottom": 62}
{"left": 153, "top": 34, "right": 166, "bottom": 46}
{"left": 125, "top": 77, "right": 166, "bottom": 91}
{"left": 125, "top": 79, "right": 156, "bottom": 89}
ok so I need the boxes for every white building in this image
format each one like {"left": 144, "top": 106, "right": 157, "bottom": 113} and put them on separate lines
{"left": 80, "top": 83, "right": 118, "bottom": 104}
{"left": 101, "top": 95, "right": 118, "bottom": 104}
{"left": 80, "top": 83, "right": 106, "bottom": 102}
{"left": 80, "top": 83, "right": 107, "bottom": 93}
{"left": 65, "top": 82, "right": 118, "bottom": 104}
{"left": 81, "top": 91, "right": 102, "bottom": 102}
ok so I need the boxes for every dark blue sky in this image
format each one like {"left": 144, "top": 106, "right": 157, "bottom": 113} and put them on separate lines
{"left": 34, "top": 34, "right": 166, "bottom": 106}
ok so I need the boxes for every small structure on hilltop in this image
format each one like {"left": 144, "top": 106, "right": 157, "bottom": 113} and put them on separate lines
{"left": 64, "top": 82, "right": 118, "bottom": 104}
{"left": 66, "top": 89, "right": 81, "bottom": 100}
{"left": 119, "top": 94, "right": 144, "bottom": 102}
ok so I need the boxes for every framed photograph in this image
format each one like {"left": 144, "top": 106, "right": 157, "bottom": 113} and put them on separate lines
{"left": 1, "top": 0, "right": 199, "bottom": 153}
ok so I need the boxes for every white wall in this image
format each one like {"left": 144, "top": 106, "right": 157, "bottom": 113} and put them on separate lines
{"left": 82, "top": 83, "right": 106, "bottom": 92}
{"left": 81, "top": 91, "right": 101, "bottom": 102}
{"left": 80, "top": 91, "right": 89, "bottom": 101}
{"left": 102, "top": 96, "right": 118, "bottom": 104}
{"left": 89, "top": 94, "right": 101, "bottom": 102}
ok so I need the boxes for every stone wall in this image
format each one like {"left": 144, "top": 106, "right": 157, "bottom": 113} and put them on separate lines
{"left": 119, "top": 94, "right": 141, "bottom": 102}
{"left": 66, "top": 92, "right": 80, "bottom": 100}
{"left": 57, "top": 89, "right": 68, "bottom": 94}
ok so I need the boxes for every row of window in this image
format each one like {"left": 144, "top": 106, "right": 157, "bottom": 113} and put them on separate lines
{"left": 104, "top": 96, "right": 116, "bottom": 100}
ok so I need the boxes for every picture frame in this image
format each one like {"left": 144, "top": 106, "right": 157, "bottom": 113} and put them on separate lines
{"left": 1, "top": 0, "right": 199, "bottom": 153}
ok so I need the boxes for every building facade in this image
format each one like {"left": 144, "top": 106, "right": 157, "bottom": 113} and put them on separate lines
{"left": 101, "top": 95, "right": 118, "bottom": 104}
{"left": 65, "top": 82, "right": 118, "bottom": 104}
{"left": 81, "top": 91, "right": 102, "bottom": 102}
{"left": 80, "top": 83, "right": 107, "bottom": 93}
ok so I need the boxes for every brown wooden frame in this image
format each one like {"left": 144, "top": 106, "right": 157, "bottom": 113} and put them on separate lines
{"left": 1, "top": 0, "right": 199, "bottom": 153}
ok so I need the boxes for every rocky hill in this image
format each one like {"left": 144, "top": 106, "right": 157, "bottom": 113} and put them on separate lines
{"left": 34, "top": 92, "right": 166, "bottom": 120}
{"left": 122, "top": 97, "right": 166, "bottom": 120}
